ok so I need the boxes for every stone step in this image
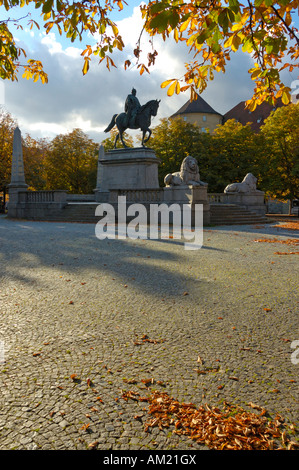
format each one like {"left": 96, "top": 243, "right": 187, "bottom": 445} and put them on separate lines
{"left": 210, "top": 203, "right": 268, "bottom": 225}
{"left": 35, "top": 202, "right": 269, "bottom": 225}
{"left": 28, "top": 203, "right": 100, "bottom": 223}
{"left": 211, "top": 217, "right": 260, "bottom": 220}
{"left": 210, "top": 212, "right": 266, "bottom": 219}
{"left": 210, "top": 218, "right": 268, "bottom": 223}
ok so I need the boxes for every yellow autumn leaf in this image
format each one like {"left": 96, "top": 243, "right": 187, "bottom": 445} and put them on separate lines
{"left": 161, "top": 79, "right": 175, "bottom": 88}
{"left": 180, "top": 17, "right": 191, "bottom": 33}
{"left": 191, "top": 87, "right": 198, "bottom": 101}
{"left": 231, "top": 22, "right": 243, "bottom": 32}
{"left": 41, "top": 73, "right": 48, "bottom": 84}
{"left": 22, "top": 70, "right": 32, "bottom": 80}
{"left": 161, "top": 79, "right": 175, "bottom": 89}
{"left": 173, "top": 28, "right": 179, "bottom": 42}
{"left": 43, "top": 12, "right": 51, "bottom": 21}
{"left": 224, "top": 35, "right": 233, "bottom": 48}
{"left": 231, "top": 35, "right": 241, "bottom": 52}
{"left": 111, "top": 23, "right": 119, "bottom": 36}
{"left": 167, "top": 80, "right": 177, "bottom": 96}
{"left": 246, "top": 99, "right": 257, "bottom": 112}
{"left": 83, "top": 57, "right": 90, "bottom": 75}
{"left": 281, "top": 89, "right": 291, "bottom": 105}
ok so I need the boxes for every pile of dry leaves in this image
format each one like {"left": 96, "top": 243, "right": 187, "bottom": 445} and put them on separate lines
{"left": 254, "top": 237, "right": 299, "bottom": 255}
{"left": 273, "top": 222, "right": 299, "bottom": 231}
{"left": 254, "top": 238, "right": 299, "bottom": 246}
{"left": 121, "top": 390, "right": 297, "bottom": 450}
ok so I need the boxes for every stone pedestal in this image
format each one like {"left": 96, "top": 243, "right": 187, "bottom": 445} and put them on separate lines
{"left": 223, "top": 192, "right": 266, "bottom": 215}
{"left": 163, "top": 185, "right": 210, "bottom": 225}
{"left": 95, "top": 147, "right": 160, "bottom": 202}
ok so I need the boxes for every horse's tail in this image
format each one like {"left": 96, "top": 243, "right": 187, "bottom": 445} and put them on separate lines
{"left": 104, "top": 114, "right": 117, "bottom": 133}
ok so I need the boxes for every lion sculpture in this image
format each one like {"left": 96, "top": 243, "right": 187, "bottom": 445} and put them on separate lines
{"left": 224, "top": 173, "right": 262, "bottom": 194}
{"left": 164, "top": 156, "right": 207, "bottom": 187}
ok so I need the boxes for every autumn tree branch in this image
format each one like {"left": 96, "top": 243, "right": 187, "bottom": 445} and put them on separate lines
{"left": 271, "top": 5, "right": 299, "bottom": 47}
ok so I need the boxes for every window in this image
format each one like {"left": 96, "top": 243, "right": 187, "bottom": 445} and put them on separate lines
{"left": 202, "top": 115, "right": 207, "bottom": 122}
{"left": 183, "top": 116, "right": 187, "bottom": 121}
{"left": 201, "top": 127, "right": 206, "bottom": 133}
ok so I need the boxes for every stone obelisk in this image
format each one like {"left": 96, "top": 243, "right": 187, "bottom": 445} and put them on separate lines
{"left": 9, "top": 127, "right": 28, "bottom": 189}
{"left": 8, "top": 127, "right": 28, "bottom": 217}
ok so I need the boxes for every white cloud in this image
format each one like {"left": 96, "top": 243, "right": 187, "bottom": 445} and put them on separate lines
{"left": 114, "top": 6, "right": 186, "bottom": 78}
{"left": 64, "top": 47, "right": 82, "bottom": 59}
{"left": 26, "top": 114, "right": 103, "bottom": 140}
{"left": 40, "top": 32, "right": 83, "bottom": 58}
{"left": 41, "top": 33, "right": 63, "bottom": 54}
{"left": 28, "top": 122, "right": 68, "bottom": 138}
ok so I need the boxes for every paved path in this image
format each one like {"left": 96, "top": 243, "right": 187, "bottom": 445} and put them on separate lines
{"left": 0, "top": 215, "right": 298, "bottom": 450}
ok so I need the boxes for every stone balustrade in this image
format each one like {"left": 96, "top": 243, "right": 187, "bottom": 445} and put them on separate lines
{"left": 208, "top": 192, "right": 266, "bottom": 215}
{"left": 66, "top": 194, "right": 95, "bottom": 202}
{"left": 208, "top": 193, "right": 226, "bottom": 203}
{"left": 18, "top": 190, "right": 67, "bottom": 204}
{"left": 109, "top": 188, "right": 163, "bottom": 203}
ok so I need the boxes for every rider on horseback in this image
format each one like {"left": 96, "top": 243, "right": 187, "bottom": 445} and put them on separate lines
{"left": 124, "top": 88, "right": 141, "bottom": 128}
{"left": 104, "top": 90, "right": 160, "bottom": 148}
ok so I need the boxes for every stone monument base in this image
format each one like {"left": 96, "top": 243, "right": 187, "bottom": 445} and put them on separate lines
{"left": 94, "top": 147, "right": 160, "bottom": 202}
{"left": 223, "top": 192, "right": 266, "bottom": 216}
{"left": 7, "top": 184, "right": 28, "bottom": 218}
{"left": 163, "top": 185, "right": 210, "bottom": 225}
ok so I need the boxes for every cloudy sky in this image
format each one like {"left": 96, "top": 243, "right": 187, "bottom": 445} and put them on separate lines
{"left": 1, "top": 1, "right": 297, "bottom": 144}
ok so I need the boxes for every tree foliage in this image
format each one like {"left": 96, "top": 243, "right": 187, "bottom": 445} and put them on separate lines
{"left": 0, "top": 111, "right": 99, "bottom": 194}
{"left": 197, "top": 119, "right": 264, "bottom": 191}
{"left": 150, "top": 106, "right": 299, "bottom": 203}
{"left": 102, "top": 128, "right": 134, "bottom": 150}
{"left": 150, "top": 116, "right": 263, "bottom": 191}
{"left": 0, "top": 1, "right": 298, "bottom": 108}
{"left": 45, "top": 128, "right": 98, "bottom": 193}
{"left": 259, "top": 102, "right": 299, "bottom": 203}
{"left": 23, "top": 134, "right": 49, "bottom": 190}
{"left": 0, "top": 107, "right": 16, "bottom": 191}
{"left": 0, "top": 0, "right": 125, "bottom": 82}
{"left": 0, "top": 109, "right": 50, "bottom": 191}
{"left": 149, "top": 117, "right": 202, "bottom": 184}
{"left": 140, "top": 0, "right": 299, "bottom": 110}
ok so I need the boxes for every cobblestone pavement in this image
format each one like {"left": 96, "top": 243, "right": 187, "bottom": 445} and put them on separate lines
{"left": 0, "top": 215, "right": 298, "bottom": 451}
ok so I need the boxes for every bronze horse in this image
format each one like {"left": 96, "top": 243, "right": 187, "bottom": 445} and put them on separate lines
{"left": 104, "top": 99, "right": 160, "bottom": 148}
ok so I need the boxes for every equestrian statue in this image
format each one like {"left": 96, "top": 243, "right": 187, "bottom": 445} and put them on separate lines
{"left": 104, "top": 88, "right": 160, "bottom": 148}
